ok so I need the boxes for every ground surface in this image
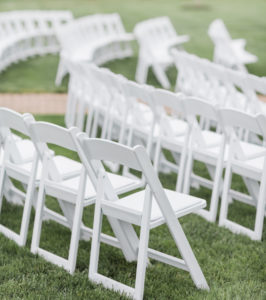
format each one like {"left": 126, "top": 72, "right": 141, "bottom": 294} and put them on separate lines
{"left": 0, "top": 1, "right": 265, "bottom": 299}
{"left": 0, "top": 116, "right": 265, "bottom": 300}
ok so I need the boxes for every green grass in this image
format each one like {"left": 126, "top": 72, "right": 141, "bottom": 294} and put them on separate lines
{"left": 0, "top": 1, "right": 265, "bottom": 298}
{"left": 0, "top": 115, "right": 265, "bottom": 299}
{"left": 0, "top": 0, "right": 266, "bottom": 92}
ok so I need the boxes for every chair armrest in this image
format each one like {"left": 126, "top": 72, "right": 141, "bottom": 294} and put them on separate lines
{"left": 166, "top": 35, "right": 190, "bottom": 48}
{"left": 231, "top": 38, "right": 246, "bottom": 49}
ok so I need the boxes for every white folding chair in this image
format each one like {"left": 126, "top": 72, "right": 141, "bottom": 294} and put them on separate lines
{"left": 208, "top": 19, "right": 258, "bottom": 72}
{"left": 28, "top": 121, "right": 142, "bottom": 273}
{"left": 182, "top": 98, "right": 227, "bottom": 222}
{"left": 55, "top": 13, "right": 133, "bottom": 85}
{"left": 218, "top": 109, "right": 266, "bottom": 240}
{"left": 0, "top": 108, "right": 39, "bottom": 246}
{"left": 134, "top": 16, "right": 189, "bottom": 89}
{"left": 151, "top": 89, "right": 189, "bottom": 192}
{"left": 0, "top": 126, "right": 33, "bottom": 206}
{"left": 75, "top": 135, "right": 209, "bottom": 299}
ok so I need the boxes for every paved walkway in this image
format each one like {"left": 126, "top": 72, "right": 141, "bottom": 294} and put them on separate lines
{"left": 0, "top": 93, "right": 265, "bottom": 114}
{"left": 0, "top": 93, "right": 67, "bottom": 114}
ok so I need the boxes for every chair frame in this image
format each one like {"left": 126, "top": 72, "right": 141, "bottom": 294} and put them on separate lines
{"left": 75, "top": 135, "right": 209, "bottom": 299}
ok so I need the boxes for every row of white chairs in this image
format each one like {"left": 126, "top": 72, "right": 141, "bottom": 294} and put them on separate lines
{"left": 134, "top": 17, "right": 258, "bottom": 88}
{"left": 55, "top": 13, "right": 134, "bottom": 86}
{"left": 66, "top": 63, "right": 266, "bottom": 241}
{"left": 0, "top": 107, "right": 209, "bottom": 299}
{"left": 0, "top": 10, "right": 73, "bottom": 72}
{"left": 172, "top": 49, "right": 266, "bottom": 115}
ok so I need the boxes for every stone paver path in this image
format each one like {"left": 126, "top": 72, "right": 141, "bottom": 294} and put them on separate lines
{"left": 0, "top": 93, "right": 265, "bottom": 114}
{"left": 0, "top": 93, "right": 67, "bottom": 114}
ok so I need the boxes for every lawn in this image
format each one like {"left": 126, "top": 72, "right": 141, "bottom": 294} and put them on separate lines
{"left": 0, "top": 115, "right": 265, "bottom": 299}
{"left": 0, "top": 0, "right": 266, "bottom": 299}
{"left": 0, "top": 0, "right": 265, "bottom": 92}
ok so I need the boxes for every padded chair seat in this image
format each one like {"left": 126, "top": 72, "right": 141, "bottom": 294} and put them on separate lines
{"left": 53, "top": 155, "right": 82, "bottom": 179}
{"left": 15, "top": 139, "right": 36, "bottom": 163}
{"left": 6, "top": 156, "right": 82, "bottom": 183}
{"left": 111, "top": 189, "right": 206, "bottom": 226}
{"left": 56, "top": 171, "right": 141, "bottom": 200}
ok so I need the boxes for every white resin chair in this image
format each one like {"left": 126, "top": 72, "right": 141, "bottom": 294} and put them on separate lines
{"left": 29, "top": 122, "right": 142, "bottom": 273}
{"left": 0, "top": 10, "right": 73, "bottom": 72}
{"left": 55, "top": 13, "right": 134, "bottom": 85}
{"left": 0, "top": 126, "right": 34, "bottom": 206}
{"left": 208, "top": 19, "right": 258, "bottom": 72}
{"left": 152, "top": 89, "right": 189, "bottom": 192}
{"left": 134, "top": 16, "right": 189, "bottom": 89}
{"left": 219, "top": 109, "right": 266, "bottom": 240}
{"left": 75, "top": 135, "right": 209, "bottom": 299}
{"left": 182, "top": 98, "right": 227, "bottom": 222}
{"left": 0, "top": 108, "right": 39, "bottom": 246}
{"left": 0, "top": 108, "right": 85, "bottom": 247}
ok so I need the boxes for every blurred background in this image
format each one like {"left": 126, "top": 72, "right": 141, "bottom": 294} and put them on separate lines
{"left": 0, "top": 0, "right": 265, "bottom": 93}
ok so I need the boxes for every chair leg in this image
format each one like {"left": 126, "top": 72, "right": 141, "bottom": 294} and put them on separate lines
{"left": 153, "top": 137, "right": 162, "bottom": 173}
{"left": 134, "top": 187, "right": 152, "bottom": 300}
{"left": 183, "top": 150, "right": 193, "bottom": 194}
{"left": 171, "top": 218, "right": 209, "bottom": 290}
{"left": 68, "top": 169, "right": 86, "bottom": 274}
{"left": 31, "top": 163, "right": 48, "bottom": 253}
{"left": 135, "top": 57, "right": 149, "bottom": 84}
{"left": 152, "top": 64, "right": 171, "bottom": 89}
{"left": 254, "top": 169, "right": 266, "bottom": 240}
{"left": 55, "top": 56, "right": 67, "bottom": 86}
{"left": 198, "top": 143, "right": 225, "bottom": 222}
{"left": 219, "top": 161, "right": 233, "bottom": 227}
{"left": 0, "top": 167, "right": 6, "bottom": 213}
{"left": 89, "top": 172, "right": 105, "bottom": 278}
{"left": 176, "top": 145, "right": 187, "bottom": 193}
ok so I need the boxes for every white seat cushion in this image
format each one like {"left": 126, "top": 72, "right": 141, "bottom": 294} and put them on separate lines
{"left": 14, "top": 139, "right": 36, "bottom": 163}
{"left": 115, "top": 189, "right": 206, "bottom": 222}
{"left": 58, "top": 171, "right": 141, "bottom": 199}
{"left": 53, "top": 156, "right": 82, "bottom": 179}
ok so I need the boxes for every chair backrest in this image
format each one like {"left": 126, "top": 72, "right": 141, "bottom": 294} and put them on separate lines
{"left": 208, "top": 19, "right": 231, "bottom": 44}
{"left": 0, "top": 10, "right": 72, "bottom": 39}
{"left": 134, "top": 16, "right": 177, "bottom": 55}
{"left": 151, "top": 89, "right": 186, "bottom": 136}
{"left": 0, "top": 108, "right": 35, "bottom": 164}
{"left": 183, "top": 97, "right": 220, "bottom": 148}
{"left": 219, "top": 108, "right": 264, "bottom": 159}
{"left": 219, "top": 109, "right": 262, "bottom": 136}
{"left": 27, "top": 120, "right": 79, "bottom": 181}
